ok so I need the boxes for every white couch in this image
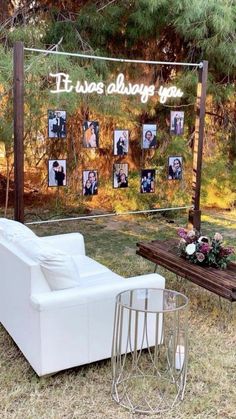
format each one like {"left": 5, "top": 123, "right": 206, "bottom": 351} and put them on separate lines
{"left": 0, "top": 219, "right": 165, "bottom": 376}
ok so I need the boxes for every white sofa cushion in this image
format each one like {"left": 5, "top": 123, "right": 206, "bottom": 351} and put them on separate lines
{"left": 17, "top": 238, "right": 79, "bottom": 291}
{"left": 40, "top": 233, "right": 86, "bottom": 256}
{"left": 72, "top": 255, "right": 110, "bottom": 279}
{"left": 0, "top": 218, "right": 36, "bottom": 242}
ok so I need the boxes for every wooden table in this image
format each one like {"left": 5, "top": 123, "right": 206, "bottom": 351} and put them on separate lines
{"left": 136, "top": 240, "right": 236, "bottom": 302}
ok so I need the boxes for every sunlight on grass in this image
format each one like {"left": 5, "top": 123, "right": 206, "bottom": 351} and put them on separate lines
{"left": 202, "top": 213, "right": 236, "bottom": 229}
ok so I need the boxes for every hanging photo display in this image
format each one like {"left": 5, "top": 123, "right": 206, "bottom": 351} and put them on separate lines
{"left": 142, "top": 124, "right": 158, "bottom": 149}
{"left": 113, "top": 130, "right": 129, "bottom": 156}
{"left": 48, "top": 110, "right": 66, "bottom": 139}
{"left": 82, "top": 121, "right": 99, "bottom": 148}
{"left": 168, "top": 156, "right": 183, "bottom": 180}
{"left": 170, "top": 111, "right": 184, "bottom": 135}
{"left": 48, "top": 159, "right": 67, "bottom": 187}
{"left": 113, "top": 163, "right": 129, "bottom": 188}
{"left": 82, "top": 170, "right": 98, "bottom": 195}
{"left": 46, "top": 82, "right": 185, "bottom": 196}
{"left": 140, "top": 169, "right": 155, "bottom": 193}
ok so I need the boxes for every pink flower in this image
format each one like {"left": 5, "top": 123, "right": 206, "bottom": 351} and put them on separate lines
{"left": 196, "top": 252, "right": 205, "bottom": 262}
{"left": 222, "top": 246, "right": 235, "bottom": 256}
{"left": 199, "top": 243, "right": 211, "bottom": 254}
{"left": 177, "top": 229, "right": 234, "bottom": 269}
{"left": 227, "top": 247, "right": 235, "bottom": 255}
{"left": 177, "top": 228, "right": 188, "bottom": 239}
{"left": 187, "top": 230, "right": 195, "bottom": 239}
{"left": 214, "top": 233, "right": 223, "bottom": 242}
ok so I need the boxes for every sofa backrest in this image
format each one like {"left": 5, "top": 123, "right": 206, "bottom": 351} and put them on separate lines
{"left": 0, "top": 218, "right": 80, "bottom": 292}
{"left": 0, "top": 239, "right": 51, "bottom": 295}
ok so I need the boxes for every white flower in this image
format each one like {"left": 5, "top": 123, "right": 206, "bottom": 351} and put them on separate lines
{"left": 179, "top": 238, "right": 186, "bottom": 245}
{"left": 214, "top": 232, "right": 223, "bottom": 242}
{"left": 186, "top": 243, "right": 196, "bottom": 255}
{"left": 198, "top": 236, "right": 209, "bottom": 243}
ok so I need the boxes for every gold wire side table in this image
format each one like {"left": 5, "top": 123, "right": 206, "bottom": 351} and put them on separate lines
{"left": 111, "top": 288, "right": 189, "bottom": 415}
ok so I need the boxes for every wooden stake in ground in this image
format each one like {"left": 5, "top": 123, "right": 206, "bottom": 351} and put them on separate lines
{"left": 13, "top": 41, "right": 24, "bottom": 223}
{"left": 189, "top": 60, "right": 208, "bottom": 231}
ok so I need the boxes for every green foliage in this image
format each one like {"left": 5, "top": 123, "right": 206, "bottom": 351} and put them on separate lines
{"left": 44, "top": 3, "right": 126, "bottom": 54}
{"left": 0, "top": 47, "right": 13, "bottom": 86}
{"left": 0, "top": 47, "right": 13, "bottom": 151}
{"left": 6, "top": 24, "right": 47, "bottom": 48}
{"left": 126, "top": 5, "right": 159, "bottom": 42}
{"left": 173, "top": 0, "right": 236, "bottom": 75}
{"left": 0, "top": 0, "right": 235, "bottom": 212}
{"left": 201, "top": 158, "right": 236, "bottom": 209}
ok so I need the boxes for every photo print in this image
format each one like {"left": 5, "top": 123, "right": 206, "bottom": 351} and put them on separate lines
{"left": 82, "top": 121, "right": 99, "bottom": 148}
{"left": 168, "top": 156, "right": 183, "bottom": 180}
{"left": 142, "top": 124, "right": 157, "bottom": 149}
{"left": 113, "top": 130, "right": 129, "bottom": 156}
{"left": 48, "top": 159, "right": 67, "bottom": 187}
{"left": 170, "top": 111, "right": 184, "bottom": 135}
{"left": 48, "top": 110, "right": 66, "bottom": 139}
{"left": 82, "top": 170, "right": 98, "bottom": 195}
{"left": 140, "top": 169, "right": 155, "bottom": 193}
{"left": 113, "top": 163, "right": 129, "bottom": 188}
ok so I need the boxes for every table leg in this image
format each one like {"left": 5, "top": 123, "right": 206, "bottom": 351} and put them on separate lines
{"left": 218, "top": 296, "right": 234, "bottom": 329}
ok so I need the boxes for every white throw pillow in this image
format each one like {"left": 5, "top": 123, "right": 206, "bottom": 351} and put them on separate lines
{"left": 0, "top": 218, "right": 36, "bottom": 242}
{"left": 17, "top": 238, "right": 79, "bottom": 290}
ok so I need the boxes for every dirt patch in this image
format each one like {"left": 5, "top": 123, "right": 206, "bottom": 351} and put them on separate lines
{"left": 103, "top": 219, "right": 128, "bottom": 230}
{"left": 0, "top": 173, "right": 55, "bottom": 208}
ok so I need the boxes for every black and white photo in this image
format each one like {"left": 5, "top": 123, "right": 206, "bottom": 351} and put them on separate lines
{"left": 168, "top": 156, "right": 183, "bottom": 180}
{"left": 82, "top": 121, "right": 99, "bottom": 148}
{"left": 140, "top": 169, "right": 155, "bottom": 193}
{"left": 113, "top": 163, "right": 128, "bottom": 188}
{"left": 113, "top": 130, "right": 129, "bottom": 156}
{"left": 82, "top": 170, "right": 98, "bottom": 195}
{"left": 170, "top": 111, "right": 184, "bottom": 135}
{"left": 48, "top": 110, "right": 66, "bottom": 138}
{"left": 142, "top": 124, "right": 157, "bottom": 149}
{"left": 48, "top": 159, "right": 67, "bottom": 187}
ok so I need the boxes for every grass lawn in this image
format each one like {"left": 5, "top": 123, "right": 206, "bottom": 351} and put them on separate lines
{"left": 0, "top": 210, "right": 235, "bottom": 418}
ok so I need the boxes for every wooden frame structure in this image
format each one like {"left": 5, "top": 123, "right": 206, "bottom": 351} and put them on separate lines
{"left": 189, "top": 60, "right": 208, "bottom": 231}
{"left": 13, "top": 42, "right": 208, "bottom": 227}
{"left": 13, "top": 41, "right": 24, "bottom": 222}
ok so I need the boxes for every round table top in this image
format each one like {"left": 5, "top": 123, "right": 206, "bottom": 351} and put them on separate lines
{"left": 115, "top": 288, "right": 188, "bottom": 313}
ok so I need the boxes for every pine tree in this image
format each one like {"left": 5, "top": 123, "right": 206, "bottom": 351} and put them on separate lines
{"left": 0, "top": 0, "right": 235, "bottom": 212}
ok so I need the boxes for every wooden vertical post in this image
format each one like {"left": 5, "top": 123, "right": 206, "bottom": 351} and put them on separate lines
{"left": 13, "top": 41, "right": 24, "bottom": 223}
{"left": 189, "top": 60, "right": 208, "bottom": 232}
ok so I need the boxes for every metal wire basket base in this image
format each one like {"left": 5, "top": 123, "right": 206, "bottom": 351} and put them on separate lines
{"left": 111, "top": 288, "right": 188, "bottom": 414}
{"left": 112, "top": 352, "right": 186, "bottom": 414}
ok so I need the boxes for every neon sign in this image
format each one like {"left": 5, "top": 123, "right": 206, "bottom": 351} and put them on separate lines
{"left": 49, "top": 72, "right": 183, "bottom": 104}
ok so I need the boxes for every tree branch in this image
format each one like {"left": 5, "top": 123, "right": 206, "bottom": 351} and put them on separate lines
{"left": 97, "top": 0, "right": 117, "bottom": 12}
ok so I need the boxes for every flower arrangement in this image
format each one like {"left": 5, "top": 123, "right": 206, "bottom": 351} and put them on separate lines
{"left": 177, "top": 228, "right": 235, "bottom": 269}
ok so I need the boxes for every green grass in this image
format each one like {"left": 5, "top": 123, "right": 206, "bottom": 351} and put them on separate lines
{"left": 0, "top": 210, "right": 236, "bottom": 418}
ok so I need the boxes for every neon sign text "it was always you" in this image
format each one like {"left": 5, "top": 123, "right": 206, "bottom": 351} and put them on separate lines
{"left": 49, "top": 72, "right": 183, "bottom": 104}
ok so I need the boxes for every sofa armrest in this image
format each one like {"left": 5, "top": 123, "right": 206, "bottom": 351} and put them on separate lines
{"left": 30, "top": 273, "right": 165, "bottom": 311}
{"left": 40, "top": 232, "right": 86, "bottom": 255}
